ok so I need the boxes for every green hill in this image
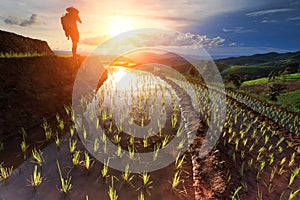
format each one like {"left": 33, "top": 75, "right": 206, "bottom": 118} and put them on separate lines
{"left": 215, "top": 51, "right": 300, "bottom": 80}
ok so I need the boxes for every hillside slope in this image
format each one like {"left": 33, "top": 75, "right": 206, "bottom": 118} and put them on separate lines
{"left": 215, "top": 51, "right": 300, "bottom": 80}
{"left": 0, "top": 56, "right": 82, "bottom": 141}
{"left": 0, "top": 30, "right": 54, "bottom": 55}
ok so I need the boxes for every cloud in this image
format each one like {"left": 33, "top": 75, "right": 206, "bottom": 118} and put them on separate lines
{"left": 261, "top": 19, "right": 279, "bottom": 23}
{"left": 20, "top": 14, "right": 39, "bottom": 27}
{"left": 222, "top": 27, "right": 256, "bottom": 33}
{"left": 246, "top": 8, "right": 294, "bottom": 17}
{"left": 152, "top": 32, "right": 225, "bottom": 47}
{"left": 134, "top": 32, "right": 226, "bottom": 48}
{"left": 125, "top": 14, "right": 198, "bottom": 23}
{"left": 85, "top": 31, "right": 225, "bottom": 50}
{"left": 287, "top": 16, "right": 300, "bottom": 21}
{"left": 3, "top": 14, "right": 43, "bottom": 27}
{"left": 81, "top": 0, "right": 270, "bottom": 32}
{"left": 80, "top": 35, "right": 111, "bottom": 46}
{"left": 290, "top": 1, "right": 299, "bottom": 5}
{"left": 4, "top": 17, "right": 20, "bottom": 25}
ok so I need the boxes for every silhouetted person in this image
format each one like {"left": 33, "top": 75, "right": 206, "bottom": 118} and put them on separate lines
{"left": 61, "top": 7, "right": 82, "bottom": 57}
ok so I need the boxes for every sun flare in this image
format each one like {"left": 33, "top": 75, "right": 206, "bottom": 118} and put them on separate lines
{"left": 113, "top": 67, "right": 128, "bottom": 80}
{"left": 107, "top": 16, "right": 136, "bottom": 36}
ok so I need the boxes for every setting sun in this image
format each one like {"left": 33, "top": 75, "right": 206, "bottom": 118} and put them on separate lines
{"left": 107, "top": 16, "right": 136, "bottom": 36}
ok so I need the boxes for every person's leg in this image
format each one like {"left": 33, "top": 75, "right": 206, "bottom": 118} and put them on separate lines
{"left": 72, "top": 41, "right": 77, "bottom": 57}
{"left": 71, "top": 30, "right": 79, "bottom": 57}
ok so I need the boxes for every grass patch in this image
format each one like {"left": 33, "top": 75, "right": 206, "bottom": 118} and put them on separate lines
{"left": 242, "top": 73, "right": 300, "bottom": 86}
{"left": 221, "top": 64, "right": 293, "bottom": 80}
{"left": 0, "top": 52, "right": 47, "bottom": 58}
{"left": 55, "top": 54, "right": 72, "bottom": 58}
{"left": 241, "top": 89, "right": 300, "bottom": 113}
{"left": 242, "top": 77, "right": 269, "bottom": 86}
{"left": 222, "top": 65, "right": 279, "bottom": 74}
{"left": 277, "top": 90, "right": 300, "bottom": 113}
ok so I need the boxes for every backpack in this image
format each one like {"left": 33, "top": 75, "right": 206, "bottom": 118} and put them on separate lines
{"left": 61, "top": 13, "right": 72, "bottom": 39}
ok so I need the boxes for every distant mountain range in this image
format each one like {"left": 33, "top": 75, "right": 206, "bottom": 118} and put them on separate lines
{"left": 216, "top": 51, "right": 300, "bottom": 66}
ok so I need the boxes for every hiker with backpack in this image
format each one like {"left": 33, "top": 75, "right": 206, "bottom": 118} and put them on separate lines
{"left": 61, "top": 7, "right": 82, "bottom": 57}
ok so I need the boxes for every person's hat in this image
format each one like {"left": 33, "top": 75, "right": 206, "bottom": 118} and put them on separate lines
{"left": 66, "top": 7, "right": 79, "bottom": 14}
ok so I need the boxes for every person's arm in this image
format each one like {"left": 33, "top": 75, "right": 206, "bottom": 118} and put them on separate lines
{"left": 77, "top": 15, "right": 82, "bottom": 24}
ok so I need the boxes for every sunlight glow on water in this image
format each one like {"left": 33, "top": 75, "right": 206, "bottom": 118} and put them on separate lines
{"left": 107, "top": 66, "right": 169, "bottom": 91}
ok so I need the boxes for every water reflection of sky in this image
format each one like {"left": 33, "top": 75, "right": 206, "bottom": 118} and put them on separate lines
{"left": 105, "top": 66, "right": 171, "bottom": 91}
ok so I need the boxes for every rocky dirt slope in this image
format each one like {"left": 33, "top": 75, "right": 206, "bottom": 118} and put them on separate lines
{"left": 0, "top": 56, "right": 84, "bottom": 141}
{"left": 0, "top": 30, "right": 54, "bottom": 55}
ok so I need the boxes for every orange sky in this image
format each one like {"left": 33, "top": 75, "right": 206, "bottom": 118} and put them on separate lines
{"left": 1, "top": 0, "right": 299, "bottom": 57}
{"left": 0, "top": 0, "right": 228, "bottom": 52}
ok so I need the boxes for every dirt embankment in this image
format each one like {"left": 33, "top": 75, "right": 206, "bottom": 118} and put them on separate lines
{"left": 0, "top": 30, "right": 54, "bottom": 55}
{"left": 241, "top": 80, "right": 300, "bottom": 95}
{"left": 0, "top": 56, "right": 85, "bottom": 142}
